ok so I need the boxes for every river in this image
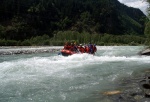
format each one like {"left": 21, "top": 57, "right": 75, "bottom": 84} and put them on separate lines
{"left": 0, "top": 46, "right": 150, "bottom": 102}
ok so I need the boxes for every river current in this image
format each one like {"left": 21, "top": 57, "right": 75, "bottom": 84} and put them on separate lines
{"left": 0, "top": 46, "right": 150, "bottom": 102}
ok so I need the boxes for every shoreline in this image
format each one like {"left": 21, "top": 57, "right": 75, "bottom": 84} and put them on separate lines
{"left": 0, "top": 46, "right": 149, "bottom": 56}
{"left": 0, "top": 46, "right": 63, "bottom": 55}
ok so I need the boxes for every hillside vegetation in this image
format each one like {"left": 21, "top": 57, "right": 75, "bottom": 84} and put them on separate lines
{"left": 144, "top": 0, "right": 150, "bottom": 46}
{"left": 0, "top": 0, "right": 148, "bottom": 45}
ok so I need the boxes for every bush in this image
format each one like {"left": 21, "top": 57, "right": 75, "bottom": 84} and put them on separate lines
{"left": 43, "top": 40, "right": 50, "bottom": 45}
{"left": 21, "top": 40, "right": 31, "bottom": 46}
{"left": 0, "top": 39, "right": 19, "bottom": 46}
{"left": 97, "top": 42, "right": 105, "bottom": 46}
{"left": 5, "top": 40, "right": 18, "bottom": 46}
{"left": 50, "top": 40, "right": 64, "bottom": 46}
{"left": 0, "top": 39, "right": 6, "bottom": 46}
{"left": 129, "top": 41, "right": 138, "bottom": 46}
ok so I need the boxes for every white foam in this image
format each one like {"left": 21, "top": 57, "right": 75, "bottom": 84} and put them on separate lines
{"left": 0, "top": 53, "right": 150, "bottom": 78}
{"left": 0, "top": 46, "right": 149, "bottom": 83}
{"left": 0, "top": 54, "right": 150, "bottom": 71}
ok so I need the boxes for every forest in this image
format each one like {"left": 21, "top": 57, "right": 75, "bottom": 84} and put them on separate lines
{"left": 145, "top": 0, "right": 150, "bottom": 46}
{"left": 0, "top": 0, "right": 149, "bottom": 46}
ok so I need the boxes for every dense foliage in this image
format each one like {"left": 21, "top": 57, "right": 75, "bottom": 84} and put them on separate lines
{"left": 144, "top": 0, "right": 150, "bottom": 45}
{"left": 50, "top": 31, "right": 146, "bottom": 46}
{"left": 0, "top": 0, "right": 148, "bottom": 46}
{"left": 0, "top": 31, "right": 145, "bottom": 46}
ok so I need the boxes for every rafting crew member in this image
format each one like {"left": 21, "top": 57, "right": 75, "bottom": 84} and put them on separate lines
{"left": 70, "top": 43, "right": 76, "bottom": 51}
{"left": 64, "top": 42, "right": 71, "bottom": 50}
{"left": 84, "top": 45, "right": 90, "bottom": 53}
{"left": 88, "top": 42, "right": 94, "bottom": 54}
{"left": 73, "top": 42, "right": 79, "bottom": 52}
{"left": 93, "top": 44, "right": 97, "bottom": 54}
{"left": 64, "top": 42, "right": 68, "bottom": 49}
{"left": 78, "top": 44, "right": 85, "bottom": 53}
{"left": 63, "top": 42, "right": 97, "bottom": 54}
{"left": 64, "top": 42, "right": 72, "bottom": 50}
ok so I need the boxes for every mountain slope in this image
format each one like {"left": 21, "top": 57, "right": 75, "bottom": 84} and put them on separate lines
{"left": 0, "top": 0, "right": 148, "bottom": 40}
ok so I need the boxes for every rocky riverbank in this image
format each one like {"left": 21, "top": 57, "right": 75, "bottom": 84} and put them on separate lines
{"left": 0, "top": 46, "right": 63, "bottom": 55}
{"left": 102, "top": 69, "right": 150, "bottom": 102}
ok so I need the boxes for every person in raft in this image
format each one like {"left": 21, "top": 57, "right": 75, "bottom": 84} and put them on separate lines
{"left": 93, "top": 44, "right": 97, "bottom": 55}
{"left": 88, "top": 42, "right": 94, "bottom": 54}
{"left": 87, "top": 43, "right": 97, "bottom": 54}
{"left": 84, "top": 44, "right": 90, "bottom": 53}
{"left": 73, "top": 42, "right": 79, "bottom": 52}
{"left": 64, "top": 42, "right": 78, "bottom": 52}
{"left": 63, "top": 42, "right": 97, "bottom": 54}
{"left": 64, "top": 42, "right": 70, "bottom": 50}
{"left": 70, "top": 43, "right": 77, "bottom": 52}
{"left": 77, "top": 44, "right": 85, "bottom": 53}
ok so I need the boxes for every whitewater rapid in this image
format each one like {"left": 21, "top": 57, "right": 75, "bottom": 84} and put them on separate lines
{"left": 0, "top": 46, "right": 150, "bottom": 102}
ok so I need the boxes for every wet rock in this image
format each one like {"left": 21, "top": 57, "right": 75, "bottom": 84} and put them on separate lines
{"left": 134, "top": 95, "right": 143, "bottom": 100}
{"left": 103, "top": 90, "right": 122, "bottom": 95}
{"left": 139, "top": 74, "right": 150, "bottom": 98}
{"left": 102, "top": 72, "right": 150, "bottom": 102}
{"left": 140, "top": 48, "right": 150, "bottom": 55}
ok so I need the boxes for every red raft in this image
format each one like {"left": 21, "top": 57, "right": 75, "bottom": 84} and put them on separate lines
{"left": 60, "top": 49, "right": 77, "bottom": 56}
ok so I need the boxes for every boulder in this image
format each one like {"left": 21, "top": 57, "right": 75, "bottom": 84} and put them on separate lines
{"left": 140, "top": 48, "right": 150, "bottom": 55}
{"left": 103, "top": 90, "right": 122, "bottom": 95}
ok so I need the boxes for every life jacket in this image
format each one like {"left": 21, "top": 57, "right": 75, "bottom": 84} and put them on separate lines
{"left": 64, "top": 45, "right": 68, "bottom": 49}
{"left": 70, "top": 45, "right": 75, "bottom": 51}
{"left": 64, "top": 45, "right": 71, "bottom": 50}
{"left": 85, "top": 46, "right": 90, "bottom": 53}
{"left": 66, "top": 45, "right": 71, "bottom": 50}
{"left": 78, "top": 46, "right": 85, "bottom": 53}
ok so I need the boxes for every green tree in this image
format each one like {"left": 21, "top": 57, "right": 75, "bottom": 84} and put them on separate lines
{"left": 0, "top": 0, "right": 148, "bottom": 42}
{"left": 144, "top": 0, "right": 150, "bottom": 45}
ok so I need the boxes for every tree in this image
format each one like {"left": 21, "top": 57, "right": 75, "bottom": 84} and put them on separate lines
{"left": 144, "top": 0, "right": 150, "bottom": 45}
{"left": 0, "top": 0, "right": 148, "bottom": 41}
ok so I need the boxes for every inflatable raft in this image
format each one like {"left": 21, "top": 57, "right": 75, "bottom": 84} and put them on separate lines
{"left": 60, "top": 49, "right": 77, "bottom": 56}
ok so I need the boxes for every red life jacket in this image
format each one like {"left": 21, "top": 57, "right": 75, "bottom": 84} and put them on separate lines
{"left": 67, "top": 45, "right": 71, "bottom": 50}
{"left": 78, "top": 46, "right": 85, "bottom": 53}
{"left": 70, "top": 45, "right": 75, "bottom": 51}
{"left": 64, "top": 45, "right": 68, "bottom": 49}
{"left": 85, "top": 46, "right": 90, "bottom": 53}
